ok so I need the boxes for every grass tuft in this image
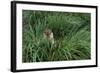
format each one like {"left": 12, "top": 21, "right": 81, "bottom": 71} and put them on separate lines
{"left": 22, "top": 10, "right": 91, "bottom": 62}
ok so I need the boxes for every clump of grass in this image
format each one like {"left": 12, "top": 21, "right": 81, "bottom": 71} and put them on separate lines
{"left": 22, "top": 10, "right": 91, "bottom": 62}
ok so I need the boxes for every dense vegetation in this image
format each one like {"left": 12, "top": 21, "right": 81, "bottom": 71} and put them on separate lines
{"left": 22, "top": 10, "right": 91, "bottom": 62}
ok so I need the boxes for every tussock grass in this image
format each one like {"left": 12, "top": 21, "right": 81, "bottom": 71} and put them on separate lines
{"left": 22, "top": 10, "right": 91, "bottom": 62}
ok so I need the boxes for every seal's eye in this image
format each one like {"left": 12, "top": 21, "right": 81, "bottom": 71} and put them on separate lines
{"left": 44, "top": 31, "right": 50, "bottom": 37}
